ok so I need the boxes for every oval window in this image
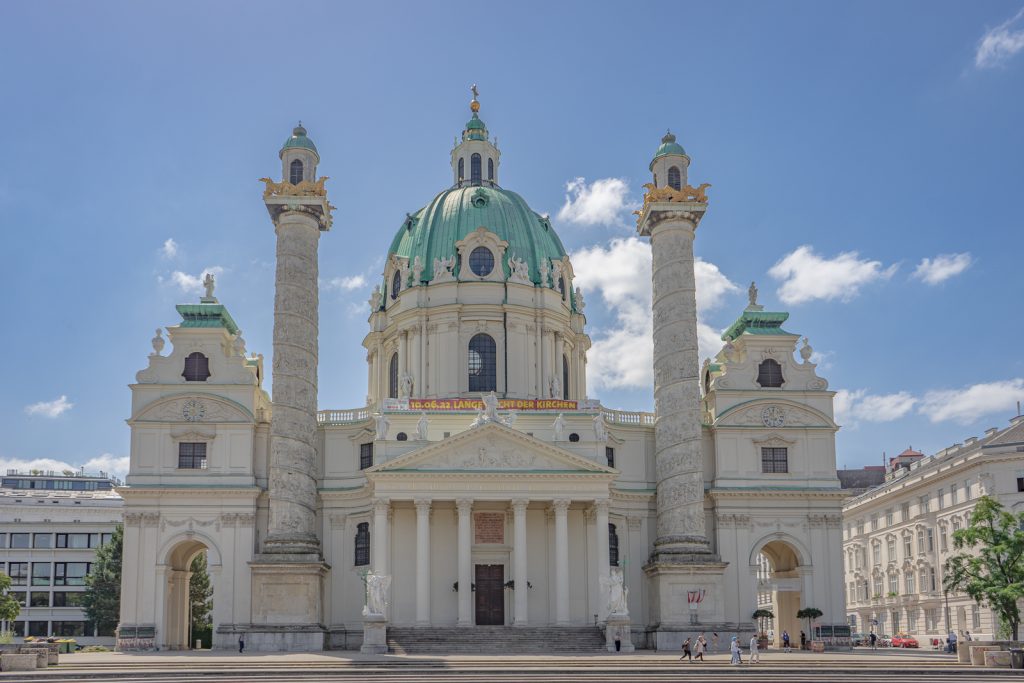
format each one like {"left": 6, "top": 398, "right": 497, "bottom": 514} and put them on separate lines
{"left": 391, "top": 271, "right": 402, "bottom": 300}
{"left": 469, "top": 246, "right": 494, "bottom": 277}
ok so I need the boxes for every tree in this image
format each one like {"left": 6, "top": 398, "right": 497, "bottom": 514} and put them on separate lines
{"left": 944, "top": 495, "right": 1024, "bottom": 641}
{"left": 796, "top": 607, "right": 823, "bottom": 645}
{"left": 82, "top": 524, "right": 123, "bottom": 636}
{"left": 189, "top": 552, "right": 213, "bottom": 648}
{"left": 752, "top": 608, "right": 774, "bottom": 637}
{"left": 0, "top": 571, "right": 22, "bottom": 638}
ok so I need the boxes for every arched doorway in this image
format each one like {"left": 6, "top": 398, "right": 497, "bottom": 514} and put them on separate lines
{"left": 755, "top": 539, "right": 805, "bottom": 648}
{"left": 163, "top": 538, "right": 214, "bottom": 650}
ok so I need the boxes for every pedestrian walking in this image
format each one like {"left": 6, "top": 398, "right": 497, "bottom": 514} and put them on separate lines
{"left": 694, "top": 634, "right": 706, "bottom": 661}
{"left": 730, "top": 636, "right": 742, "bottom": 665}
{"left": 680, "top": 637, "right": 693, "bottom": 661}
{"left": 783, "top": 630, "right": 791, "bottom": 653}
{"left": 869, "top": 632, "right": 877, "bottom": 650}
{"left": 800, "top": 630, "right": 807, "bottom": 650}
{"left": 965, "top": 631, "right": 972, "bottom": 642}
{"left": 711, "top": 632, "right": 719, "bottom": 652}
{"left": 949, "top": 631, "right": 958, "bottom": 654}
{"left": 238, "top": 634, "right": 245, "bottom": 654}
{"left": 749, "top": 634, "right": 761, "bottom": 664}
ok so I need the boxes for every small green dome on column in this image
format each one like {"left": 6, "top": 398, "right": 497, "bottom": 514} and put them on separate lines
{"left": 652, "top": 130, "right": 686, "bottom": 159}
{"left": 281, "top": 122, "right": 318, "bottom": 155}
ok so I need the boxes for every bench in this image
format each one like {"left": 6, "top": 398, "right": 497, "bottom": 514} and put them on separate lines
{"left": 0, "top": 653, "right": 41, "bottom": 671}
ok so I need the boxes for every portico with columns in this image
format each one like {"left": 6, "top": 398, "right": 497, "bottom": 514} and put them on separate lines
{"left": 357, "top": 421, "right": 619, "bottom": 627}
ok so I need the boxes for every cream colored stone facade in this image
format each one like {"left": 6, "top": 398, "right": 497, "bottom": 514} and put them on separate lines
{"left": 117, "top": 106, "right": 847, "bottom": 651}
{"left": 843, "top": 417, "right": 1024, "bottom": 643}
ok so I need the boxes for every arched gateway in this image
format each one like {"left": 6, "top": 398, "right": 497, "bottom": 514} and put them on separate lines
{"left": 117, "top": 96, "right": 847, "bottom": 651}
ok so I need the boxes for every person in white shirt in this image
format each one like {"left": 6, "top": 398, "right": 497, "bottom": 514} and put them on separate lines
{"left": 749, "top": 635, "right": 761, "bottom": 663}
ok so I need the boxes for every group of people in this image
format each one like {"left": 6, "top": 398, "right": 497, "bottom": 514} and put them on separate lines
{"left": 679, "top": 631, "right": 768, "bottom": 665}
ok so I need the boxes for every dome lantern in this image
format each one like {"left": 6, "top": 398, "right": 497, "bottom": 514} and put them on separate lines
{"left": 648, "top": 129, "right": 690, "bottom": 191}
{"left": 279, "top": 121, "right": 320, "bottom": 185}
{"left": 451, "top": 85, "right": 500, "bottom": 188}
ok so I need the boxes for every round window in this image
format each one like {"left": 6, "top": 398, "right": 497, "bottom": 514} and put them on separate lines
{"left": 569, "top": 433, "right": 580, "bottom": 442}
{"left": 469, "top": 247, "right": 494, "bottom": 277}
{"left": 391, "top": 271, "right": 402, "bottom": 300}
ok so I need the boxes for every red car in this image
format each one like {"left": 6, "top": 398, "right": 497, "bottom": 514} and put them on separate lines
{"left": 891, "top": 634, "right": 920, "bottom": 648}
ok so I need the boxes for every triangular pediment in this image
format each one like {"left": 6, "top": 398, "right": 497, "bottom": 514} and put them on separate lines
{"left": 368, "top": 421, "right": 614, "bottom": 474}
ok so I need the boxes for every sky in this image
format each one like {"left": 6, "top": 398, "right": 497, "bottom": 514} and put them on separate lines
{"left": 1, "top": 1, "right": 1023, "bottom": 480}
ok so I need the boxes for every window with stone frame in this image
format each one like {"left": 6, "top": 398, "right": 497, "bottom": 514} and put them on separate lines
{"left": 608, "top": 523, "right": 619, "bottom": 566}
{"left": 917, "top": 529, "right": 925, "bottom": 555}
{"left": 888, "top": 572, "right": 899, "bottom": 595}
{"left": 951, "top": 483, "right": 959, "bottom": 504}
{"left": 488, "top": 157, "right": 494, "bottom": 182}
{"left": 562, "top": 355, "right": 569, "bottom": 400}
{"left": 178, "top": 442, "right": 207, "bottom": 469}
{"left": 903, "top": 534, "right": 912, "bottom": 559}
{"left": 872, "top": 575, "right": 883, "bottom": 597}
{"left": 756, "top": 359, "right": 784, "bottom": 388}
{"left": 940, "top": 525, "right": 948, "bottom": 552}
{"left": 885, "top": 508, "right": 894, "bottom": 526}
{"left": 182, "top": 352, "right": 210, "bottom": 382}
{"left": 471, "top": 153, "right": 482, "bottom": 185}
{"left": 887, "top": 537, "right": 896, "bottom": 563}
{"left": 667, "top": 165, "right": 681, "bottom": 190}
{"left": 605, "top": 446, "right": 615, "bottom": 468}
{"left": 458, "top": 158, "right": 464, "bottom": 183}
{"left": 289, "top": 159, "right": 304, "bottom": 185}
{"left": 926, "top": 527, "right": 934, "bottom": 552}
{"left": 871, "top": 540, "right": 881, "bottom": 566}
{"left": 354, "top": 522, "right": 370, "bottom": 566}
{"left": 388, "top": 353, "right": 399, "bottom": 399}
{"left": 919, "top": 495, "right": 930, "bottom": 514}
{"left": 901, "top": 501, "right": 911, "bottom": 521}
{"left": 919, "top": 568, "right": 929, "bottom": 593}
{"left": 359, "top": 443, "right": 373, "bottom": 470}
{"left": 391, "top": 270, "right": 402, "bottom": 301}
{"left": 761, "top": 447, "right": 788, "bottom": 473}
{"left": 468, "top": 333, "right": 496, "bottom": 393}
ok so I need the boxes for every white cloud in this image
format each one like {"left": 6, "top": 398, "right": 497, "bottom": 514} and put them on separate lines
{"left": 834, "top": 389, "right": 918, "bottom": 426}
{"left": 768, "top": 245, "right": 897, "bottom": 305}
{"left": 919, "top": 379, "right": 1024, "bottom": 425}
{"left": 25, "top": 395, "right": 73, "bottom": 418}
{"left": 168, "top": 266, "right": 224, "bottom": 294}
{"left": 0, "top": 453, "right": 129, "bottom": 480}
{"left": 913, "top": 252, "right": 972, "bottom": 285}
{"left": 324, "top": 274, "right": 367, "bottom": 291}
{"left": 556, "top": 177, "right": 637, "bottom": 228}
{"left": 571, "top": 237, "right": 738, "bottom": 390}
{"left": 976, "top": 8, "right": 1024, "bottom": 68}
{"left": 161, "top": 238, "right": 178, "bottom": 259}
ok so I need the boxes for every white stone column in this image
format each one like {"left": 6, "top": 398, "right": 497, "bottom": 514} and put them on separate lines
{"left": 553, "top": 499, "right": 571, "bottom": 625}
{"left": 398, "top": 331, "right": 408, "bottom": 395}
{"left": 264, "top": 209, "right": 324, "bottom": 555}
{"left": 511, "top": 499, "right": 529, "bottom": 625}
{"left": 638, "top": 203, "right": 710, "bottom": 560}
{"left": 456, "top": 499, "right": 473, "bottom": 626}
{"left": 415, "top": 498, "right": 431, "bottom": 624}
{"left": 594, "top": 500, "right": 610, "bottom": 619}
{"left": 373, "top": 498, "right": 391, "bottom": 576}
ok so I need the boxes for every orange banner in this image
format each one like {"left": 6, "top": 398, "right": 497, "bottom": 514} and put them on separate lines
{"left": 406, "top": 398, "right": 578, "bottom": 411}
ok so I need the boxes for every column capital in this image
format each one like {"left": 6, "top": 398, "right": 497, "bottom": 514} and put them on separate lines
{"left": 510, "top": 498, "right": 530, "bottom": 514}
{"left": 456, "top": 498, "right": 474, "bottom": 514}
{"left": 593, "top": 499, "right": 610, "bottom": 515}
{"left": 551, "top": 498, "right": 571, "bottom": 514}
{"left": 414, "top": 498, "right": 433, "bottom": 513}
{"left": 373, "top": 498, "right": 391, "bottom": 514}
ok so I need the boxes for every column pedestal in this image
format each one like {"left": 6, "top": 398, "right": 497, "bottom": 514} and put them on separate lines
{"left": 360, "top": 614, "right": 388, "bottom": 655}
{"left": 606, "top": 614, "right": 635, "bottom": 652}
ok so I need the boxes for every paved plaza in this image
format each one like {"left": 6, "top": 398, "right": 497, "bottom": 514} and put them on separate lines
{"left": 1, "top": 649, "right": 1017, "bottom": 683}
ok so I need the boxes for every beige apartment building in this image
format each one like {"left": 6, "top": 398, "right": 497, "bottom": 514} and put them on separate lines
{"left": 842, "top": 415, "right": 1024, "bottom": 642}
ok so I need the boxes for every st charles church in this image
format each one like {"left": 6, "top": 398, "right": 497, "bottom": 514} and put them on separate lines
{"left": 116, "top": 91, "right": 846, "bottom": 652}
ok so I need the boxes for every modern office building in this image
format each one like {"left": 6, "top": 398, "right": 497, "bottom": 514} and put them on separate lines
{"left": 0, "top": 470, "right": 123, "bottom": 644}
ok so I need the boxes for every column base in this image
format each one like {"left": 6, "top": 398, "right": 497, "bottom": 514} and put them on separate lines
{"left": 360, "top": 615, "right": 388, "bottom": 655}
{"left": 248, "top": 556, "right": 330, "bottom": 651}
{"left": 644, "top": 557, "right": 728, "bottom": 644}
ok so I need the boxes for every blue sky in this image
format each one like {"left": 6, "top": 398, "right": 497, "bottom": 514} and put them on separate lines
{"left": 1, "top": 1, "right": 1023, "bottom": 479}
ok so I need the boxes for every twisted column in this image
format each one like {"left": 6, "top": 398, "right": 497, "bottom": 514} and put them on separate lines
{"left": 264, "top": 210, "right": 322, "bottom": 555}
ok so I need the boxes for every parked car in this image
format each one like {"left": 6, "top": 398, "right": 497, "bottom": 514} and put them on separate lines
{"left": 891, "top": 634, "right": 919, "bottom": 648}
{"left": 851, "top": 633, "right": 870, "bottom": 646}
{"left": 877, "top": 634, "right": 893, "bottom": 647}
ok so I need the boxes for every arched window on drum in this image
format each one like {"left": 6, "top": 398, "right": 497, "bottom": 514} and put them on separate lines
{"left": 468, "top": 333, "right": 496, "bottom": 393}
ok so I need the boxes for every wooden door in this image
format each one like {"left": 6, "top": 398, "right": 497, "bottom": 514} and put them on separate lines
{"left": 474, "top": 564, "right": 505, "bottom": 625}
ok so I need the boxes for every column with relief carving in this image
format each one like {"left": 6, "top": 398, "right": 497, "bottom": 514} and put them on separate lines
{"left": 456, "top": 499, "right": 473, "bottom": 626}
{"left": 511, "top": 499, "right": 529, "bottom": 625}
{"left": 415, "top": 499, "right": 432, "bottom": 624}
{"left": 593, "top": 499, "right": 610, "bottom": 619}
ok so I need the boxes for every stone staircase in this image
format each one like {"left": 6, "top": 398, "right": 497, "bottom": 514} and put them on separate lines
{"left": 386, "top": 625, "right": 608, "bottom": 654}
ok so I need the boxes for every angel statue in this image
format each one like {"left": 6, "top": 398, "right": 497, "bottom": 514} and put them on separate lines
{"left": 552, "top": 413, "right": 567, "bottom": 441}
{"left": 601, "top": 567, "right": 629, "bottom": 616}
{"left": 363, "top": 571, "right": 392, "bottom": 617}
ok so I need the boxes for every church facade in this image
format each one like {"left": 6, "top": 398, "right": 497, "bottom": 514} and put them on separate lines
{"left": 117, "top": 94, "right": 847, "bottom": 652}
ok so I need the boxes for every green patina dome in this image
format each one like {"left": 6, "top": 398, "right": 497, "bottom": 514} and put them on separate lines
{"left": 281, "top": 124, "right": 318, "bottom": 155}
{"left": 388, "top": 185, "right": 572, "bottom": 292}
{"left": 650, "top": 130, "right": 686, "bottom": 168}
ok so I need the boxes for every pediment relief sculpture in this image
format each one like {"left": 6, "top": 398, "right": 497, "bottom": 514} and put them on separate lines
{"left": 719, "top": 402, "right": 832, "bottom": 429}
{"left": 133, "top": 395, "right": 253, "bottom": 424}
